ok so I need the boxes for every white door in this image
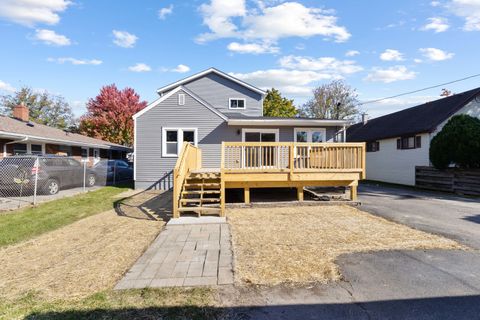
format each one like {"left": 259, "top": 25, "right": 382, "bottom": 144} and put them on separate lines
{"left": 242, "top": 129, "right": 279, "bottom": 168}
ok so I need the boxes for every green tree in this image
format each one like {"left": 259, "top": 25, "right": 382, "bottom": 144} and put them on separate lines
{"left": 0, "top": 86, "right": 75, "bottom": 130}
{"left": 430, "top": 114, "right": 480, "bottom": 169}
{"left": 263, "top": 88, "right": 298, "bottom": 117}
{"left": 300, "top": 80, "right": 359, "bottom": 120}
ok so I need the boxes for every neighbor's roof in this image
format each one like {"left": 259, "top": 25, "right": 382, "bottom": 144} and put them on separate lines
{"left": 156, "top": 67, "right": 267, "bottom": 96}
{"left": 0, "top": 115, "right": 130, "bottom": 150}
{"left": 347, "top": 87, "right": 480, "bottom": 142}
{"left": 225, "top": 113, "right": 352, "bottom": 127}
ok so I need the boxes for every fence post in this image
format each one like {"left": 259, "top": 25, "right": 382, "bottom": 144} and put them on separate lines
{"left": 113, "top": 161, "right": 117, "bottom": 186}
{"left": 33, "top": 157, "right": 39, "bottom": 205}
{"left": 83, "top": 161, "right": 86, "bottom": 192}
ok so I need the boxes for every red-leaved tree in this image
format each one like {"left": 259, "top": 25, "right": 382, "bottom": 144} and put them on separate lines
{"left": 80, "top": 84, "right": 147, "bottom": 146}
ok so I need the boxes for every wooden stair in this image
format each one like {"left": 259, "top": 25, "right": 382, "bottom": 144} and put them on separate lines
{"left": 177, "top": 171, "right": 222, "bottom": 216}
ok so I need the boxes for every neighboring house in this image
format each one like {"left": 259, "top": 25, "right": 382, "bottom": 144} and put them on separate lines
{"left": 133, "top": 67, "right": 351, "bottom": 189}
{"left": 0, "top": 104, "right": 131, "bottom": 164}
{"left": 347, "top": 87, "right": 480, "bottom": 186}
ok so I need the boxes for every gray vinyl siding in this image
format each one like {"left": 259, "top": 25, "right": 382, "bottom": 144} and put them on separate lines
{"left": 182, "top": 73, "right": 263, "bottom": 117}
{"left": 135, "top": 89, "right": 230, "bottom": 189}
{"left": 135, "top": 90, "right": 341, "bottom": 189}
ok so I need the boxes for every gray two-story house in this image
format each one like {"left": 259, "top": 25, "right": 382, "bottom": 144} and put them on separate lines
{"left": 133, "top": 68, "right": 352, "bottom": 190}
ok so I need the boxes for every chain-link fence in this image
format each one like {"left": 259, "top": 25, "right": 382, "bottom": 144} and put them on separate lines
{"left": 0, "top": 155, "right": 133, "bottom": 210}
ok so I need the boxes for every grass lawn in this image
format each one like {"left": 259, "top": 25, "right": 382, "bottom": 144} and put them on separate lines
{"left": 228, "top": 205, "right": 464, "bottom": 285}
{"left": 0, "top": 288, "right": 218, "bottom": 319}
{"left": 0, "top": 186, "right": 130, "bottom": 247}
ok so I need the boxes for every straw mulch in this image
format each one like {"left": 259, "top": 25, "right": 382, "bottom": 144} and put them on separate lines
{"left": 228, "top": 205, "right": 463, "bottom": 286}
{"left": 0, "top": 191, "right": 166, "bottom": 300}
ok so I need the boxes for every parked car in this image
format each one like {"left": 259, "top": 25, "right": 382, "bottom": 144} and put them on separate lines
{"left": 0, "top": 155, "right": 96, "bottom": 196}
{"left": 91, "top": 160, "right": 133, "bottom": 185}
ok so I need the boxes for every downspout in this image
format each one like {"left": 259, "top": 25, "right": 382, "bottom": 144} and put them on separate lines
{"left": 4, "top": 136, "right": 28, "bottom": 157}
{"left": 343, "top": 124, "right": 347, "bottom": 142}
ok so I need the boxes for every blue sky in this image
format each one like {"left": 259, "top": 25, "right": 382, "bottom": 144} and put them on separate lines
{"left": 1, "top": 0, "right": 480, "bottom": 119}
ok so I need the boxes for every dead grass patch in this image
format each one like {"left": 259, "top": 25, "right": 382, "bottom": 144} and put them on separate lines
{"left": 0, "top": 191, "right": 167, "bottom": 300}
{"left": 228, "top": 205, "right": 464, "bottom": 286}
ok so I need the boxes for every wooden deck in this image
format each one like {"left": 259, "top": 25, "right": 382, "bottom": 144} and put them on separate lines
{"left": 173, "top": 141, "right": 366, "bottom": 218}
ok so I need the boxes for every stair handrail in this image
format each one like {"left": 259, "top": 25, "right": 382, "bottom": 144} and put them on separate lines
{"left": 173, "top": 142, "right": 202, "bottom": 218}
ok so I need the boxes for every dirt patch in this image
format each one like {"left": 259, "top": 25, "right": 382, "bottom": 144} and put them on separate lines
{"left": 228, "top": 205, "right": 464, "bottom": 286}
{"left": 0, "top": 192, "right": 167, "bottom": 300}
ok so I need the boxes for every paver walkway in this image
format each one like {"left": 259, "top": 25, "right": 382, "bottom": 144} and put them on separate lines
{"left": 115, "top": 221, "right": 233, "bottom": 289}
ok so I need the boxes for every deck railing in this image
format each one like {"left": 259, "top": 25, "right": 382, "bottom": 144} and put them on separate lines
{"left": 173, "top": 142, "right": 202, "bottom": 218}
{"left": 222, "top": 142, "right": 366, "bottom": 176}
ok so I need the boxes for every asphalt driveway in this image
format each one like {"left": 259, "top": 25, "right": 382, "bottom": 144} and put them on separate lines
{"left": 219, "top": 183, "right": 480, "bottom": 320}
{"left": 358, "top": 183, "right": 480, "bottom": 249}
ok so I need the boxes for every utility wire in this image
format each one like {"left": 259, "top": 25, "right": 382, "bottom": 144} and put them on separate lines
{"left": 358, "top": 72, "right": 480, "bottom": 106}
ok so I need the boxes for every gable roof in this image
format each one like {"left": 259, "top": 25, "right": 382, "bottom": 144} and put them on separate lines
{"left": 156, "top": 67, "right": 266, "bottom": 96}
{"left": 347, "top": 87, "right": 480, "bottom": 142}
{"left": 133, "top": 85, "right": 228, "bottom": 120}
{"left": 0, "top": 116, "right": 130, "bottom": 150}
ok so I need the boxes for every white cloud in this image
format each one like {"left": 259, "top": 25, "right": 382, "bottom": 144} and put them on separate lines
{"left": 414, "top": 58, "right": 423, "bottom": 63}
{"left": 278, "top": 55, "right": 363, "bottom": 74}
{"left": 345, "top": 50, "right": 360, "bottom": 57}
{"left": 128, "top": 63, "right": 151, "bottom": 72}
{"left": 448, "top": 0, "right": 480, "bottom": 31}
{"left": 227, "top": 41, "right": 279, "bottom": 54}
{"left": 422, "top": 17, "right": 450, "bottom": 32}
{"left": 419, "top": 47, "right": 454, "bottom": 61}
{"left": 365, "top": 66, "right": 417, "bottom": 83}
{"left": 34, "top": 29, "right": 71, "bottom": 46}
{"left": 0, "top": 0, "right": 71, "bottom": 27}
{"left": 0, "top": 80, "right": 16, "bottom": 93}
{"left": 380, "top": 49, "right": 404, "bottom": 61}
{"left": 230, "top": 69, "right": 334, "bottom": 95}
{"left": 47, "top": 57, "right": 103, "bottom": 65}
{"left": 112, "top": 30, "right": 138, "bottom": 48}
{"left": 431, "top": 1, "right": 441, "bottom": 7}
{"left": 158, "top": 4, "right": 173, "bottom": 20}
{"left": 197, "top": 1, "right": 350, "bottom": 46}
{"left": 172, "top": 64, "right": 191, "bottom": 73}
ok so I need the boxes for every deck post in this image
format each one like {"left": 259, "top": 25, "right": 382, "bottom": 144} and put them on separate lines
{"left": 173, "top": 168, "right": 179, "bottom": 218}
{"left": 297, "top": 186, "right": 304, "bottom": 201}
{"left": 350, "top": 185, "right": 358, "bottom": 201}
{"left": 220, "top": 142, "right": 226, "bottom": 217}
{"left": 244, "top": 187, "right": 250, "bottom": 204}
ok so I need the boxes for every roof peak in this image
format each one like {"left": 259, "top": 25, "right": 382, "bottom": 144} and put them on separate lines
{"left": 156, "top": 67, "right": 266, "bottom": 96}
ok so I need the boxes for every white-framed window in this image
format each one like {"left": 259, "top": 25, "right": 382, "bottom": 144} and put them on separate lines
{"left": 11, "top": 142, "right": 45, "bottom": 155}
{"left": 293, "top": 128, "right": 327, "bottom": 143}
{"left": 30, "top": 144, "right": 43, "bottom": 155}
{"left": 178, "top": 93, "right": 185, "bottom": 106}
{"left": 162, "top": 128, "right": 198, "bottom": 157}
{"left": 81, "top": 147, "right": 89, "bottom": 161}
{"left": 229, "top": 98, "right": 246, "bottom": 110}
{"left": 13, "top": 143, "right": 27, "bottom": 155}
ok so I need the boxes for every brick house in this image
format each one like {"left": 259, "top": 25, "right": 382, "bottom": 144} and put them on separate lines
{"left": 0, "top": 104, "right": 131, "bottom": 164}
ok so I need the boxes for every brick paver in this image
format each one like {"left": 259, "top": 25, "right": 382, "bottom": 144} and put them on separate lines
{"left": 115, "top": 222, "right": 234, "bottom": 289}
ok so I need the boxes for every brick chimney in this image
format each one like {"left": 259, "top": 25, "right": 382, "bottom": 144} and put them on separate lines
{"left": 13, "top": 103, "right": 29, "bottom": 122}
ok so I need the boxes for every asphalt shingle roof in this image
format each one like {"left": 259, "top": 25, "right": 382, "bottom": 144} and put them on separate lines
{"left": 0, "top": 116, "right": 130, "bottom": 150}
{"left": 347, "top": 87, "right": 480, "bottom": 142}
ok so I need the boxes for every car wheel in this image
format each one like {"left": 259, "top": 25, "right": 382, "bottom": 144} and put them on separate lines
{"left": 45, "top": 179, "right": 60, "bottom": 195}
{"left": 87, "top": 174, "right": 96, "bottom": 187}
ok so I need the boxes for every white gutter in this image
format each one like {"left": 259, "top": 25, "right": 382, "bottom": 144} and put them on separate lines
{"left": 0, "top": 131, "right": 130, "bottom": 150}
{"left": 227, "top": 119, "right": 352, "bottom": 127}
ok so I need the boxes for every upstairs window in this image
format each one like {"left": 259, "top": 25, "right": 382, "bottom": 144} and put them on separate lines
{"left": 229, "top": 98, "right": 246, "bottom": 110}
{"left": 397, "top": 136, "right": 421, "bottom": 150}
{"left": 366, "top": 141, "right": 380, "bottom": 152}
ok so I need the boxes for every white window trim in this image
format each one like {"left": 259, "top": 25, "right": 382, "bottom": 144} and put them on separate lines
{"left": 178, "top": 93, "right": 185, "bottom": 106}
{"left": 162, "top": 127, "right": 198, "bottom": 158}
{"left": 241, "top": 128, "right": 279, "bottom": 142}
{"left": 11, "top": 142, "right": 46, "bottom": 155}
{"left": 81, "top": 147, "right": 90, "bottom": 162}
{"left": 293, "top": 128, "right": 327, "bottom": 143}
{"left": 93, "top": 148, "right": 100, "bottom": 164}
{"left": 229, "top": 98, "right": 246, "bottom": 110}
